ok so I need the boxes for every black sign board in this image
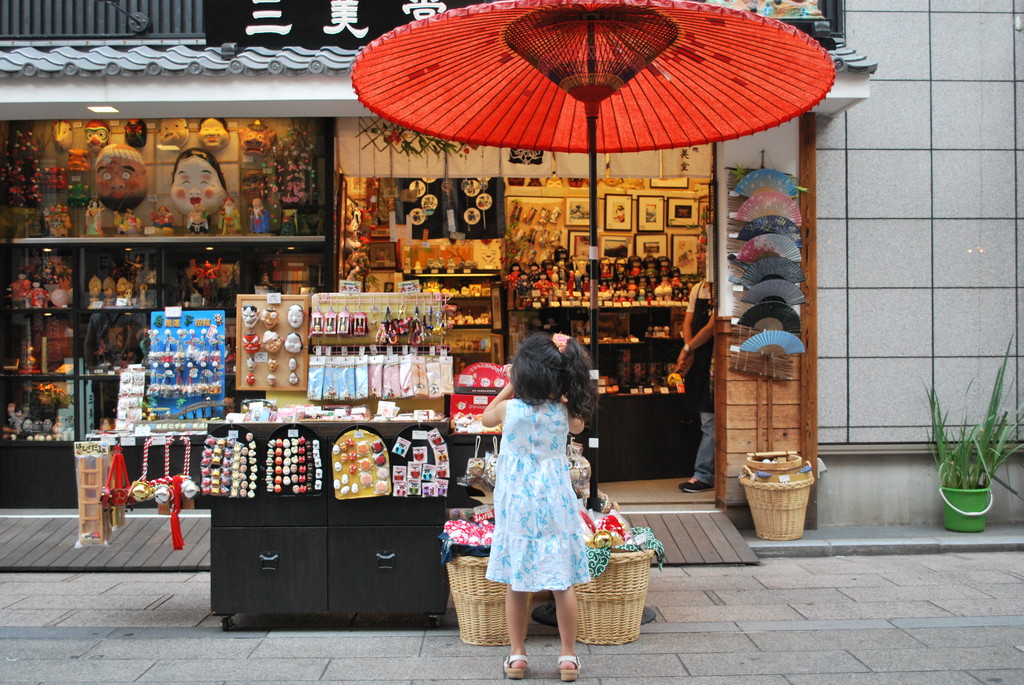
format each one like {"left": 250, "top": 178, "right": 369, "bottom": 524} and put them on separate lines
{"left": 204, "top": 0, "right": 479, "bottom": 50}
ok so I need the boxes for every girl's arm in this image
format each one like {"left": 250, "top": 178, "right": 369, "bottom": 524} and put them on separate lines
{"left": 481, "top": 382, "right": 515, "bottom": 428}
{"left": 567, "top": 415, "right": 585, "bottom": 435}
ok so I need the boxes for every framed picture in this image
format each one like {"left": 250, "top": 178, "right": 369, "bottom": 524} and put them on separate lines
{"left": 635, "top": 234, "right": 668, "bottom": 258}
{"left": 603, "top": 194, "right": 633, "bottom": 231}
{"left": 650, "top": 177, "right": 689, "bottom": 189}
{"left": 666, "top": 198, "right": 699, "bottom": 227}
{"left": 365, "top": 270, "right": 398, "bottom": 292}
{"left": 636, "top": 195, "right": 665, "bottom": 232}
{"left": 672, "top": 233, "right": 701, "bottom": 274}
{"left": 600, "top": 234, "right": 630, "bottom": 259}
{"left": 366, "top": 241, "right": 398, "bottom": 269}
{"left": 564, "top": 197, "right": 591, "bottom": 226}
{"left": 567, "top": 230, "right": 592, "bottom": 259}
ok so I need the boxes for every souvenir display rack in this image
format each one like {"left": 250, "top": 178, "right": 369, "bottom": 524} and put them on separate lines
{"left": 205, "top": 420, "right": 450, "bottom": 628}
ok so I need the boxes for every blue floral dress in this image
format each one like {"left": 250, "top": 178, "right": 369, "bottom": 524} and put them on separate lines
{"left": 486, "top": 398, "right": 590, "bottom": 592}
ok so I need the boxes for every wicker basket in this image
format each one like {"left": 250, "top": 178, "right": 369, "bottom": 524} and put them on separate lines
{"left": 575, "top": 549, "right": 654, "bottom": 645}
{"left": 740, "top": 466, "right": 815, "bottom": 541}
{"left": 447, "top": 555, "right": 526, "bottom": 646}
{"left": 745, "top": 450, "right": 802, "bottom": 474}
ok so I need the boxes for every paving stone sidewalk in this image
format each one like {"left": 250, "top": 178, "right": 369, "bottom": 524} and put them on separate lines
{"left": 1, "top": 551, "right": 1022, "bottom": 683}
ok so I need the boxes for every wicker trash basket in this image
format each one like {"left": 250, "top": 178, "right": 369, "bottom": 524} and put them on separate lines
{"left": 446, "top": 555, "right": 528, "bottom": 646}
{"left": 740, "top": 465, "right": 815, "bottom": 541}
{"left": 575, "top": 549, "right": 654, "bottom": 645}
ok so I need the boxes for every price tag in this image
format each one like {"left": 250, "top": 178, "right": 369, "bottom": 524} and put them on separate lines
{"left": 266, "top": 292, "right": 282, "bottom": 304}
{"left": 153, "top": 435, "right": 167, "bottom": 445}
{"left": 288, "top": 429, "right": 299, "bottom": 438}
{"left": 412, "top": 430, "right": 429, "bottom": 440}
{"left": 228, "top": 430, "right": 239, "bottom": 439}
{"left": 165, "top": 306, "right": 183, "bottom": 318}
{"left": 121, "top": 435, "right": 136, "bottom": 446}
{"left": 116, "top": 297, "right": 129, "bottom": 307}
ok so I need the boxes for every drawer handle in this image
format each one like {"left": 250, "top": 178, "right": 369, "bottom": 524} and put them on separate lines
{"left": 259, "top": 552, "right": 279, "bottom": 571}
{"left": 376, "top": 550, "right": 396, "bottom": 570}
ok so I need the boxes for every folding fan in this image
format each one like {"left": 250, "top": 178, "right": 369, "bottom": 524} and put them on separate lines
{"left": 737, "top": 301, "right": 802, "bottom": 334}
{"left": 734, "top": 191, "right": 802, "bottom": 225}
{"left": 736, "top": 256, "right": 807, "bottom": 286}
{"left": 733, "top": 233, "right": 801, "bottom": 264}
{"left": 737, "top": 215, "right": 802, "bottom": 247}
{"left": 741, "top": 279, "right": 805, "bottom": 305}
{"left": 738, "top": 330, "right": 805, "bottom": 355}
{"left": 735, "top": 169, "right": 799, "bottom": 198}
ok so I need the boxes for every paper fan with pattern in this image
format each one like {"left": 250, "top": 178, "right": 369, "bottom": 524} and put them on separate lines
{"left": 737, "top": 215, "right": 802, "bottom": 247}
{"left": 735, "top": 256, "right": 807, "bottom": 286}
{"left": 738, "top": 330, "right": 805, "bottom": 354}
{"left": 735, "top": 191, "right": 802, "bottom": 225}
{"left": 737, "top": 301, "right": 802, "bottom": 334}
{"left": 731, "top": 233, "right": 801, "bottom": 264}
{"left": 741, "top": 279, "right": 805, "bottom": 306}
{"left": 735, "top": 169, "right": 798, "bottom": 198}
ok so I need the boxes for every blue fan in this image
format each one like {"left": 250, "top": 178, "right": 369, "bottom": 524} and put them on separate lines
{"left": 737, "top": 216, "right": 802, "bottom": 247}
{"left": 741, "top": 279, "right": 805, "bottom": 306}
{"left": 736, "top": 257, "right": 806, "bottom": 286}
{"left": 735, "top": 169, "right": 798, "bottom": 198}
{"left": 739, "top": 330, "right": 805, "bottom": 355}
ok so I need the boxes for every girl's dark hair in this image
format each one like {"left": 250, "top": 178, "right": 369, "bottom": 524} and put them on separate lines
{"left": 510, "top": 332, "right": 598, "bottom": 421}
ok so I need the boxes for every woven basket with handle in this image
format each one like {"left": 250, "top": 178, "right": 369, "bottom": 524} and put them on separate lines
{"left": 575, "top": 548, "right": 654, "bottom": 645}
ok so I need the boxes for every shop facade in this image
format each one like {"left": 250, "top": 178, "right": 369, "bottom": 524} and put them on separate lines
{"left": 8, "top": 1, "right": 1010, "bottom": 532}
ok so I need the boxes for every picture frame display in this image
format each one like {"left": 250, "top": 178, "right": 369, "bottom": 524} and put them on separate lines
{"left": 666, "top": 198, "right": 699, "bottom": 227}
{"left": 602, "top": 194, "right": 633, "bottom": 231}
{"left": 567, "top": 230, "right": 592, "bottom": 259}
{"left": 366, "top": 241, "right": 398, "bottom": 269}
{"left": 636, "top": 195, "right": 664, "bottom": 232}
{"left": 564, "top": 197, "right": 591, "bottom": 226}
{"left": 635, "top": 234, "right": 668, "bottom": 258}
{"left": 671, "top": 233, "right": 701, "bottom": 274}
{"left": 650, "top": 177, "right": 689, "bottom": 189}
{"left": 600, "top": 234, "right": 630, "bottom": 259}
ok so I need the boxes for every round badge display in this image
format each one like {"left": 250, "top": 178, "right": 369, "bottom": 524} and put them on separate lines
{"left": 460, "top": 179, "right": 481, "bottom": 197}
{"left": 409, "top": 208, "right": 426, "bottom": 225}
{"left": 475, "top": 193, "right": 493, "bottom": 210}
{"left": 409, "top": 179, "right": 426, "bottom": 198}
{"left": 463, "top": 208, "right": 481, "bottom": 225}
{"left": 331, "top": 427, "right": 392, "bottom": 500}
{"left": 422, "top": 194, "right": 438, "bottom": 213}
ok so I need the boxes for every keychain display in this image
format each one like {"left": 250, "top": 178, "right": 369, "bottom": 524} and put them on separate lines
{"left": 265, "top": 424, "right": 323, "bottom": 496}
{"left": 307, "top": 348, "right": 452, "bottom": 402}
{"left": 200, "top": 434, "right": 254, "bottom": 497}
{"left": 331, "top": 426, "right": 392, "bottom": 500}
{"left": 390, "top": 424, "right": 449, "bottom": 498}
{"left": 459, "top": 434, "right": 500, "bottom": 492}
{"left": 145, "top": 310, "right": 226, "bottom": 419}
{"left": 235, "top": 294, "right": 309, "bottom": 391}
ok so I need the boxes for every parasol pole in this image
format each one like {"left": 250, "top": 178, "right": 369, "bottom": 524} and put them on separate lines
{"left": 586, "top": 103, "right": 600, "bottom": 513}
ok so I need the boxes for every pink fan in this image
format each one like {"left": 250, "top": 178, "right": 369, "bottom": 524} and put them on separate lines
{"left": 734, "top": 191, "right": 802, "bottom": 225}
{"left": 731, "top": 233, "right": 801, "bottom": 264}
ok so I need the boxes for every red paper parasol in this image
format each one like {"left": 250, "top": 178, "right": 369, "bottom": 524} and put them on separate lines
{"left": 352, "top": 0, "right": 835, "bottom": 508}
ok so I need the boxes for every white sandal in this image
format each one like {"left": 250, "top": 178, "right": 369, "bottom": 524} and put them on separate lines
{"left": 558, "top": 655, "right": 580, "bottom": 682}
{"left": 503, "top": 654, "right": 527, "bottom": 679}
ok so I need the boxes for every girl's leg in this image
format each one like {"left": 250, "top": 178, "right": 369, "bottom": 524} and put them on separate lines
{"left": 506, "top": 588, "right": 529, "bottom": 668}
{"left": 552, "top": 587, "right": 578, "bottom": 667}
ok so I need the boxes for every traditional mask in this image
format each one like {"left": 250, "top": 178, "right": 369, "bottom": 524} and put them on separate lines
{"left": 84, "top": 120, "right": 109, "bottom": 152}
{"left": 287, "top": 304, "right": 305, "bottom": 328}
{"left": 289, "top": 372, "right": 300, "bottom": 385}
{"left": 242, "top": 334, "right": 261, "bottom": 354}
{"left": 67, "top": 149, "right": 90, "bottom": 172}
{"left": 246, "top": 357, "right": 256, "bottom": 371}
{"left": 124, "top": 119, "right": 147, "bottom": 148}
{"left": 244, "top": 373, "right": 256, "bottom": 386}
{"left": 238, "top": 119, "right": 276, "bottom": 155}
{"left": 53, "top": 120, "right": 73, "bottom": 151}
{"left": 170, "top": 148, "right": 228, "bottom": 216}
{"left": 241, "top": 305, "right": 259, "bottom": 329}
{"left": 265, "top": 373, "right": 277, "bottom": 387}
{"left": 260, "top": 307, "right": 279, "bottom": 328}
{"left": 158, "top": 118, "right": 189, "bottom": 149}
{"left": 262, "top": 330, "right": 282, "bottom": 353}
{"left": 95, "top": 144, "right": 149, "bottom": 211}
{"left": 267, "top": 357, "right": 279, "bottom": 371}
{"left": 284, "top": 332, "right": 302, "bottom": 354}
{"left": 288, "top": 357, "right": 298, "bottom": 371}
{"left": 198, "top": 117, "right": 230, "bottom": 151}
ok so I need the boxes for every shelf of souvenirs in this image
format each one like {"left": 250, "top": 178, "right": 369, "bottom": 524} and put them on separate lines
{"left": 513, "top": 297, "right": 686, "bottom": 310}
{"left": 403, "top": 269, "right": 500, "bottom": 278}
{"left": 5, "top": 235, "right": 327, "bottom": 246}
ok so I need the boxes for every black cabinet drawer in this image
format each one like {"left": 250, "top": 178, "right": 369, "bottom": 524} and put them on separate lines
{"left": 326, "top": 494, "right": 446, "bottom": 526}
{"left": 211, "top": 526, "right": 328, "bottom": 615}
{"left": 327, "top": 526, "right": 447, "bottom": 613}
{"left": 210, "top": 492, "right": 328, "bottom": 528}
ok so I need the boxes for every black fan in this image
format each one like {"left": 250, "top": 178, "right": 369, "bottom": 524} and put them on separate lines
{"left": 741, "top": 279, "right": 805, "bottom": 305}
{"left": 737, "top": 301, "right": 801, "bottom": 334}
{"left": 736, "top": 256, "right": 806, "bottom": 286}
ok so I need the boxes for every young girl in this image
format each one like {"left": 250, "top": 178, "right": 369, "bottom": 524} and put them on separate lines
{"left": 481, "top": 332, "right": 598, "bottom": 682}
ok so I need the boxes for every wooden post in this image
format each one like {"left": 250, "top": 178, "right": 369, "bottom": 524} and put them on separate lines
{"left": 798, "top": 113, "right": 819, "bottom": 529}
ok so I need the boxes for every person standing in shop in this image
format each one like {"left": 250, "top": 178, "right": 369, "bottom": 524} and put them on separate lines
{"left": 675, "top": 279, "right": 715, "bottom": 493}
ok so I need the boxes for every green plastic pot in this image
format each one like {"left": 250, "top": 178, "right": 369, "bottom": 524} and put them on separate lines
{"left": 939, "top": 487, "right": 993, "bottom": 533}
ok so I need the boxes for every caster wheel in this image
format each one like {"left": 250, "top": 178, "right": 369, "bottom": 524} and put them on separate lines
{"left": 426, "top": 613, "right": 443, "bottom": 628}
{"left": 221, "top": 615, "right": 235, "bottom": 632}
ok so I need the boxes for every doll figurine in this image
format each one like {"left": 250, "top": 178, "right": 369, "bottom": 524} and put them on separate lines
{"left": 187, "top": 204, "right": 209, "bottom": 234}
{"left": 219, "top": 197, "right": 241, "bottom": 235}
{"left": 45, "top": 204, "right": 72, "bottom": 237}
{"left": 250, "top": 198, "right": 270, "bottom": 234}
{"left": 115, "top": 208, "right": 141, "bottom": 235}
{"left": 280, "top": 208, "right": 297, "bottom": 236}
{"left": 150, "top": 205, "right": 174, "bottom": 231}
{"left": 85, "top": 200, "right": 104, "bottom": 236}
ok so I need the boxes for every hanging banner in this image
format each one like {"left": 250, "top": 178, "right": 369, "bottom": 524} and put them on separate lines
{"left": 205, "top": 0, "right": 479, "bottom": 50}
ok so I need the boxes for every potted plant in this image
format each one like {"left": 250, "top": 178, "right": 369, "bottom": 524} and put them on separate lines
{"left": 926, "top": 343, "right": 1024, "bottom": 532}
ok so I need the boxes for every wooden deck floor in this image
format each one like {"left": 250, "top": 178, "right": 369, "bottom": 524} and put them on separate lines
{"left": 0, "top": 511, "right": 755, "bottom": 571}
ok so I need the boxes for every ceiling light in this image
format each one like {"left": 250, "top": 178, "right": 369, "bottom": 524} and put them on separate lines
{"left": 88, "top": 106, "right": 120, "bottom": 113}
